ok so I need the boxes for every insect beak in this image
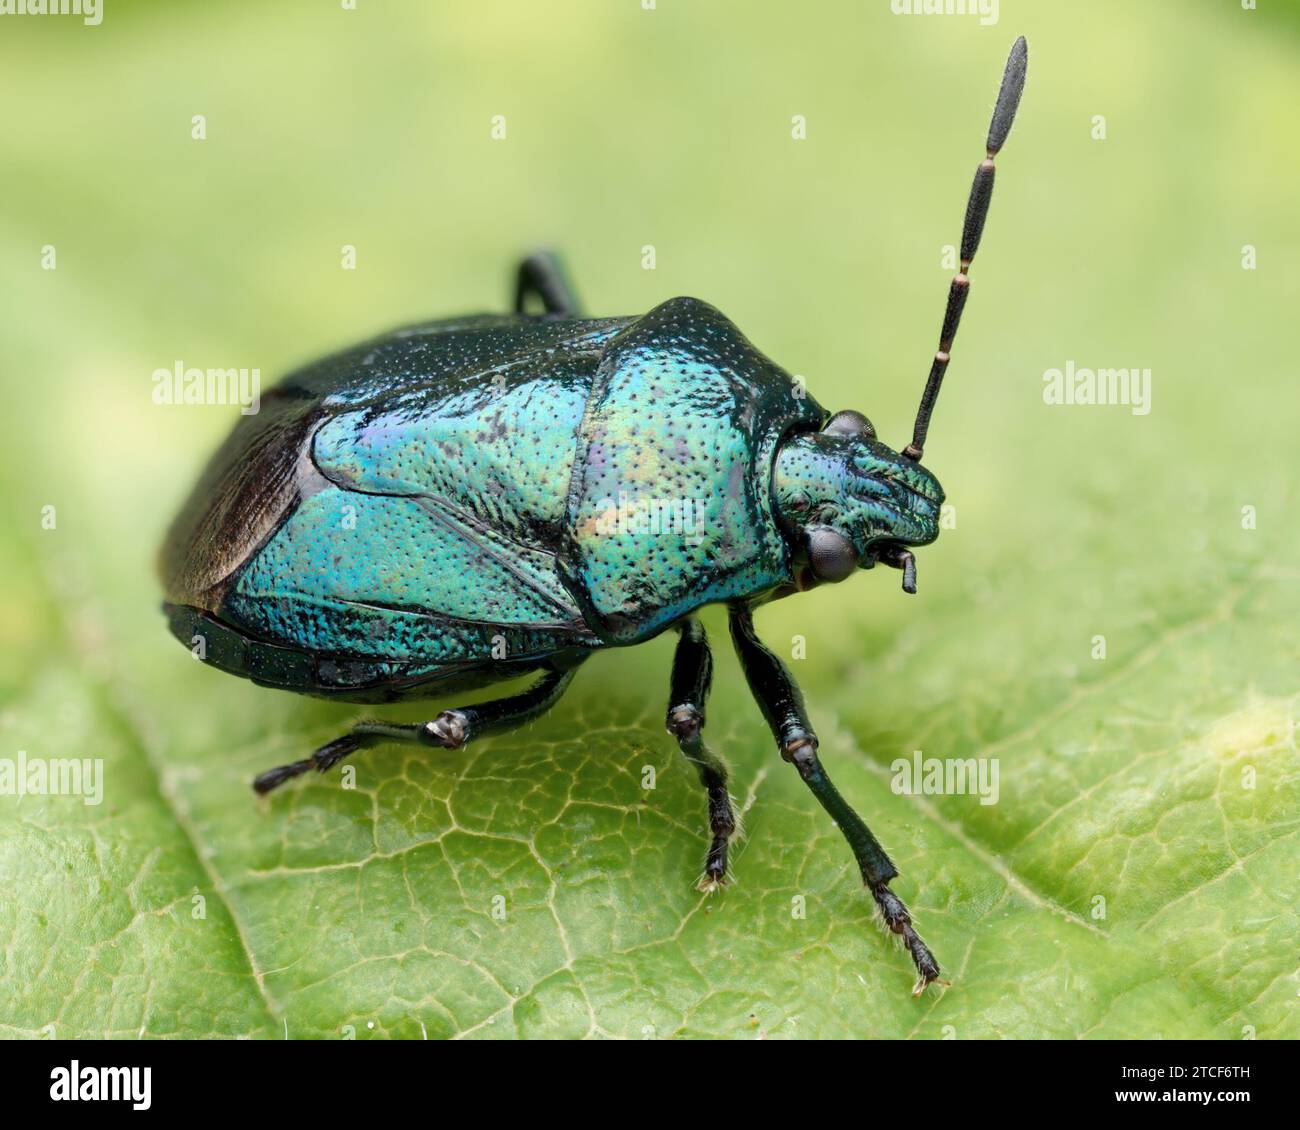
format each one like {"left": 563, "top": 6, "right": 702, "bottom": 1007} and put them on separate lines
{"left": 876, "top": 543, "right": 919, "bottom": 594}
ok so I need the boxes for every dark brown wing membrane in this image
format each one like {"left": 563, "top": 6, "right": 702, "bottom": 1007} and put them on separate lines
{"left": 158, "top": 389, "right": 327, "bottom": 611}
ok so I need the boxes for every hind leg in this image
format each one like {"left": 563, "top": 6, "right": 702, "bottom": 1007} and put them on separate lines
{"left": 253, "top": 662, "right": 584, "bottom": 794}
{"left": 514, "top": 250, "right": 582, "bottom": 316}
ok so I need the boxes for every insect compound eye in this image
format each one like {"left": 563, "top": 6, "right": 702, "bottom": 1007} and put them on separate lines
{"left": 823, "top": 410, "right": 876, "bottom": 440}
{"left": 805, "top": 526, "right": 859, "bottom": 583}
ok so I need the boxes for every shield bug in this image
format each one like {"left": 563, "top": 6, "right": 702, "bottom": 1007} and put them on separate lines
{"left": 160, "top": 38, "right": 1028, "bottom": 994}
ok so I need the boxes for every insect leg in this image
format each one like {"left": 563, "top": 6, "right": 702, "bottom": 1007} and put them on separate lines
{"left": 666, "top": 618, "right": 737, "bottom": 892}
{"left": 727, "top": 605, "right": 942, "bottom": 994}
{"left": 252, "top": 661, "right": 585, "bottom": 795}
{"left": 514, "top": 250, "right": 583, "bottom": 317}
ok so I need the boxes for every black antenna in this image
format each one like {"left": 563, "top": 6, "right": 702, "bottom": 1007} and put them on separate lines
{"left": 902, "top": 36, "right": 1028, "bottom": 462}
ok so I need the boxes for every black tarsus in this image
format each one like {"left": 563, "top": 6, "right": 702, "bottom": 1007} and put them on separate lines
{"left": 252, "top": 662, "right": 584, "bottom": 795}
{"left": 728, "top": 605, "right": 941, "bottom": 994}
{"left": 514, "top": 250, "right": 582, "bottom": 317}
{"left": 903, "top": 35, "right": 1028, "bottom": 462}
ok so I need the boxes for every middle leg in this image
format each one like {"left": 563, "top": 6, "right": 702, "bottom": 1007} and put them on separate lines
{"left": 666, "top": 618, "right": 737, "bottom": 891}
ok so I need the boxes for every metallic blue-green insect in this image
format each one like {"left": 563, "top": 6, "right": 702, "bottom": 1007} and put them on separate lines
{"left": 161, "top": 40, "right": 1027, "bottom": 993}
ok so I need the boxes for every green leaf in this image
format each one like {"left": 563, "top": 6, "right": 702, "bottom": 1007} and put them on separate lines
{"left": 1, "top": 0, "right": 1297, "bottom": 1039}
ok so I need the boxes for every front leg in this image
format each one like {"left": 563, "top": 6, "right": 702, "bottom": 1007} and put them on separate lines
{"left": 727, "top": 605, "right": 941, "bottom": 995}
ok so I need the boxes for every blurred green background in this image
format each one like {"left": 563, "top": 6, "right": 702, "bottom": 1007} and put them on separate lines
{"left": 1, "top": 0, "right": 1296, "bottom": 1039}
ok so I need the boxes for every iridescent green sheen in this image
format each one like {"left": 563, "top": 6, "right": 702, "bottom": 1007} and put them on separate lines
{"left": 160, "top": 298, "right": 827, "bottom": 699}
{"left": 560, "top": 297, "right": 825, "bottom": 642}
{"left": 772, "top": 431, "right": 944, "bottom": 557}
{"left": 161, "top": 293, "right": 947, "bottom": 702}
